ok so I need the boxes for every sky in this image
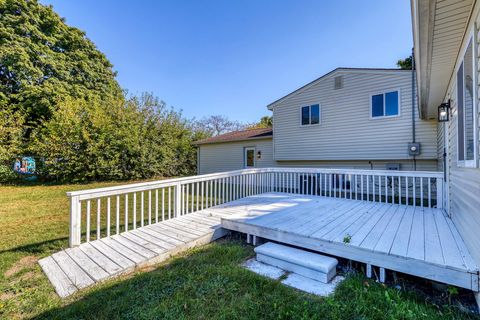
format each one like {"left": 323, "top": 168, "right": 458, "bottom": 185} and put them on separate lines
{"left": 40, "top": 0, "right": 413, "bottom": 123}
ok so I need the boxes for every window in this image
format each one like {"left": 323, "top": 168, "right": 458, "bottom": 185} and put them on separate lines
{"left": 244, "top": 147, "right": 255, "bottom": 168}
{"left": 301, "top": 104, "right": 320, "bottom": 125}
{"left": 371, "top": 90, "right": 399, "bottom": 118}
{"left": 457, "top": 38, "right": 477, "bottom": 166}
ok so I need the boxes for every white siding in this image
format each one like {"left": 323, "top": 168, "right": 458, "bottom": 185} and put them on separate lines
{"left": 439, "top": 4, "right": 480, "bottom": 265}
{"left": 272, "top": 70, "right": 438, "bottom": 161}
{"left": 198, "top": 139, "right": 274, "bottom": 174}
{"left": 275, "top": 159, "right": 437, "bottom": 171}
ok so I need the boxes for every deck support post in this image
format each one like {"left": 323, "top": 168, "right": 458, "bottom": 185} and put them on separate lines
{"left": 252, "top": 235, "right": 257, "bottom": 246}
{"left": 436, "top": 178, "right": 444, "bottom": 209}
{"left": 69, "top": 195, "right": 81, "bottom": 247}
{"left": 379, "top": 267, "right": 386, "bottom": 283}
{"left": 246, "top": 233, "right": 251, "bottom": 244}
{"left": 175, "top": 182, "right": 182, "bottom": 217}
{"left": 366, "top": 264, "right": 372, "bottom": 278}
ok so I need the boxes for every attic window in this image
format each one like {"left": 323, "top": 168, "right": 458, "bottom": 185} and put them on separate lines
{"left": 334, "top": 76, "right": 343, "bottom": 90}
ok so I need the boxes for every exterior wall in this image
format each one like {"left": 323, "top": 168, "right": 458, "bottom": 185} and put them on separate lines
{"left": 440, "top": 4, "right": 480, "bottom": 265}
{"left": 198, "top": 138, "right": 437, "bottom": 174}
{"left": 198, "top": 139, "right": 275, "bottom": 174}
{"left": 275, "top": 159, "right": 437, "bottom": 171}
{"left": 271, "top": 70, "right": 438, "bottom": 161}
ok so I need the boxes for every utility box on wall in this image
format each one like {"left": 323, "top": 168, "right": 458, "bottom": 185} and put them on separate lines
{"left": 408, "top": 143, "right": 421, "bottom": 156}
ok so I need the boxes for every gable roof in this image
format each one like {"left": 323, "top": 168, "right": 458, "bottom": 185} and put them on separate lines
{"left": 194, "top": 127, "right": 272, "bottom": 145}
{"left": 266, "top": 67, "right": 411, "bottom": 110}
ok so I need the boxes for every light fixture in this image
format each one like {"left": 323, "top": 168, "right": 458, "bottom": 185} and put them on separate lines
{"left": 256, "top": 150, "right": 262, "bottom": 159}
{"left": 438, "top": 100, "right": 451, "bottom": 122}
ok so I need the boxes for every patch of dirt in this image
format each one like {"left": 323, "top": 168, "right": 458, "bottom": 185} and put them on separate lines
{"left": 0, "top": 291, "right": 15, "bottom": 301}
{"left": 4, "top": 256, "right": 38, "bottom": 278}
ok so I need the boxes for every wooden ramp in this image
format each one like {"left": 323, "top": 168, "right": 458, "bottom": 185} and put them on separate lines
{"left": 39, "top": 213, "right": 229, "bottom": 298}
{"left": 218, "top": 193, "right": 480, "bottom": 291}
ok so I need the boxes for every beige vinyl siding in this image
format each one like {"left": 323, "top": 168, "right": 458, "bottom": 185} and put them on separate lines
{"left": 272, "top": 70, "right": 438, "bottom": 161}
{"left": 275, "top": 159, "right": 437, "bottom": 171}
{"left": 439, "top": 5, "right": 480, "bottom": 265}
{"left": 198, "top": 139, "right": 274, "bottom": 174}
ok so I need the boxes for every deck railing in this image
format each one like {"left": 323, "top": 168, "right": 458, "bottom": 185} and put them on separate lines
{"left": 67, "top": 168, "right": 444, "bottom": 247}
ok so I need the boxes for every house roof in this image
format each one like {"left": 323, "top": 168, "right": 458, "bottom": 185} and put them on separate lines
{"left": 194, "top": 127, "right": 272, "bottom": 145}
{"left": 411, "top": 0, "right": 474, "bottom": 119}
{"left": 266, "top": 67, "right": 411, "bottom": 110}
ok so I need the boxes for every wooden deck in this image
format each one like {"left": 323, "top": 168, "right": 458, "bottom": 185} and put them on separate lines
{"left": 39, "top": 213, "right": 229, "bottom": 297}
{"left": 40, "top": 191, "right": 479, "bottom": 298}
{"left": 217, "top": 193, "right": 479, "bottom": 291}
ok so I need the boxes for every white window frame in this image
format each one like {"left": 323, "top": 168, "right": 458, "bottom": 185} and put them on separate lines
{"left": 299, "top": 104, "right": 321, "bottom": 127}
{"left": 456, "top": 33, "right": 478, "bottom": 168}
{"left": 244, "top": 147, "right": 256, "bottom": 168}
{"left": 369, "top": 89, "right": 401, "bottom": 119}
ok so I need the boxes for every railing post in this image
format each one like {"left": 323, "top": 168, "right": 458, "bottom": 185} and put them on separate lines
{"left": 436, "top": 177, "right": 444, "bottom": 209}
{"left": 175, "top": 182, "right": 182, "bottom": 217}
{"left": 69, "top": 195, "right": 81, "bottom": 247}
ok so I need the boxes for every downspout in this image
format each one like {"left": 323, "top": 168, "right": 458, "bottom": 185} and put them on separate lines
{"left": 411, "top": 48, "right": 417, "bottom": 171}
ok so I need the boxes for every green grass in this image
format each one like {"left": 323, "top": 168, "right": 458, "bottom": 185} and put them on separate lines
{"left": 0, "top": 183, "right": 479, "bottom": 319}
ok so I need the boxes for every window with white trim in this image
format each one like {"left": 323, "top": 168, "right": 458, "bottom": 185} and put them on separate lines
{"left": 456, "top": 38, "right": 477, "bottom": 167}
{"left": 301, "top": 104, "right": 320, "bottom": 125}
{"left": 371, "top": 90, "right": 400, "bottom": 118}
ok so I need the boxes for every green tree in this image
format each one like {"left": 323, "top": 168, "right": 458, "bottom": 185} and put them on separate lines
{"left": 0, "top": 0, "right": 122, "bottom": 129}
{"left": 249, "top": 115, "right": 272, "bottom": 128}
{"left": 397, "top": 56, "right": 413, "bottom": 70}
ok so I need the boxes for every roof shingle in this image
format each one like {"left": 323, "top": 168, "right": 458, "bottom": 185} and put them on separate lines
{"left": 194, "top": 127, "right": 272, "bottom": 145}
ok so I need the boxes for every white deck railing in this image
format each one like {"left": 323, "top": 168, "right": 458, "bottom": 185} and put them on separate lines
{"left": 67, "top": 168, "right": 444, "bottom": 247}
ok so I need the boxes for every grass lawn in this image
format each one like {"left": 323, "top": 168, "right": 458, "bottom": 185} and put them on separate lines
{"left": 0, "top": 183, "right": 479, "bottom": 319}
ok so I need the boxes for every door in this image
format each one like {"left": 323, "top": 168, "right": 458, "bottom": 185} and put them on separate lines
{"left": 244, "top": 147, "right": 255, "bottom": 168}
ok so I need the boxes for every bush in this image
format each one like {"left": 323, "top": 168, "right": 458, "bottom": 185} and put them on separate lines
{"left": 31, "top": 94, "right": 199, "bottom": 182}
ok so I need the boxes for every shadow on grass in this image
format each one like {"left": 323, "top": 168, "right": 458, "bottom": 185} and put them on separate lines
{"left": 0, "top": 237, "right": 67, "bottom": 255}
{"left": 32, "top": 240, "right": 477, "bottom": 320}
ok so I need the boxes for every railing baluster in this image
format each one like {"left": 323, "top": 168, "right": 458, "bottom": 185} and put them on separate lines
{"left": 162, "top": 188, "right": 165, "bottom": 220}
{"left": 107, "top": 197, "right": 111, "bottom": 237}
{"left": 133, "top": 192, "right": 137, "bottom": 229}
{"left": 116, "top": 195, "right": 120, "bottom": 234}
{"left": 97, "top": 198, "right": 101, "bottom": 239}
{"left": 148, "top": 190, "right": 152, "bottom": 224}
{"left": 413, "top": 177, "right": 416, "bottom": 206}
{"left": 428, "top": 178, "right": 431, "bottom": 208}
{"left": 86, "top": 200, "right": 91, "bottom": 242}
{"left": 186, "top": 184, "right": 190, "bottom": 214}
{"left": 125, "top": 194, "right": 129, "bottom": 231}
{"left": 168, "top": 187, "right": 171, "bottom": 219}
{"left": 420, "top": 177, "right": 424, "bottom": 208}
{"left": 141, "top": 192, "right": 145, "bottom": 226}
{"left": 155, "top": 189, "right": 159, "bottom": 223}
{"left": 406, "top": 177, "right": 409, "bottom": 205}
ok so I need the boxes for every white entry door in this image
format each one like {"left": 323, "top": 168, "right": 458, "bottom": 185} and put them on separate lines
{"left": 244, "top": 147, "right": 255, "bottom": 168}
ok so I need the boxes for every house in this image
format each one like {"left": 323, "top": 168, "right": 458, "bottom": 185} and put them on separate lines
{"left": 196, "top": 68, "right": 438, "bottom": 174}
{"left": 412, "top": 0, "right": 480, "bottom": 303}
{"left": 41, "top": 1, "right": 480, "bottom": 307}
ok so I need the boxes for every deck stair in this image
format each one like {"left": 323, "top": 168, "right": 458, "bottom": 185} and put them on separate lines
{"left": 254, "top": 242, "right": 338, "bottom": 283}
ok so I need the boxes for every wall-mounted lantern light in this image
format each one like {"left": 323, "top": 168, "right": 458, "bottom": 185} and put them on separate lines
{"left": 256, "top": 150, "right": 262, "bottom": 159}
{"left": 438, "top": 100, "right": 451, "bottom": 122}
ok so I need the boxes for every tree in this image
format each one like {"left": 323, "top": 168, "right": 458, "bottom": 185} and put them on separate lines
{"left": 0, "top": 0, "right": 122, "bottom": 129}
{"left": 397, "top": 56, "right": 413, "bottom": 70}
{"left": 249, "top": 115, "right": 272, "bottom": 129}
{"left": 194, "top": 115, "right": 247, "bottom": 136}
